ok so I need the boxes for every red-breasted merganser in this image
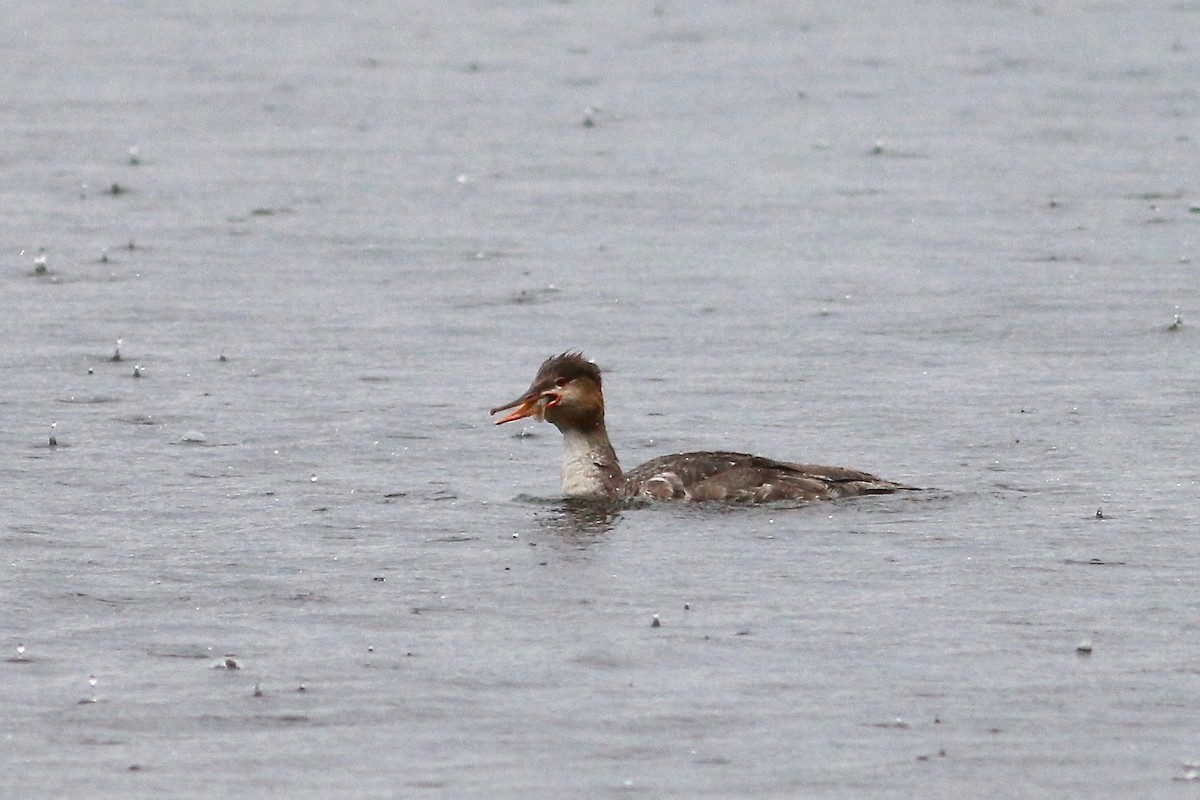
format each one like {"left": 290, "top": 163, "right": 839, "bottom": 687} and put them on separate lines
{"left": 490, "top": 352, "right": 915, "bottom": 503}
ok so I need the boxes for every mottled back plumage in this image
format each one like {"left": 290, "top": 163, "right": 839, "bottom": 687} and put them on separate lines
{"left": 622, "top": 451, "right": 911, "bottom": 503}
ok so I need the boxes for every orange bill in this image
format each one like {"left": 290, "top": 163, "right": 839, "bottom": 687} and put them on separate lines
{"left": 490, "top": 392, "right": 543, "bottom": 425}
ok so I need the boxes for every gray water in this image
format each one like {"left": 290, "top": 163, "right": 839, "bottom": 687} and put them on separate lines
{"left": 3, "top": 1, "right": 1199, "bottom": 797}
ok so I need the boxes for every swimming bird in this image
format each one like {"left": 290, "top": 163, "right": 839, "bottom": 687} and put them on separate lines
{"left": 490, "top": 352, "right": 915, "bottom": 503}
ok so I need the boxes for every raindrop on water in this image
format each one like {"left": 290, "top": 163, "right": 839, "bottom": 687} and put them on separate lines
{"left": 80, "top": 674, "right": 99, "bottom": 704}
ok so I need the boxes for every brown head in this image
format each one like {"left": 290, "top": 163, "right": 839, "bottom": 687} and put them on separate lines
{"left": 490, "top": 352, "right": 606, "bottom": 432}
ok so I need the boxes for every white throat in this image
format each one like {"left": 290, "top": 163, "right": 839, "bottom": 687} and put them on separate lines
{"left": 559, "top": 427, "right": 620, "bottom": 498}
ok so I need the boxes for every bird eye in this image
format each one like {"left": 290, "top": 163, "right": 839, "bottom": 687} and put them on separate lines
{"left": 554, "top": 377, "right": 569, "bottom": 388}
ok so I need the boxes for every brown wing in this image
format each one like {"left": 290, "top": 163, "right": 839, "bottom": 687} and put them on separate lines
{"left": 623, "top": 451, "right": 914, "bottom": 503}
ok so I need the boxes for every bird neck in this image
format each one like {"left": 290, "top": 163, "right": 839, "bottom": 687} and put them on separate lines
{"left": 558, "top": 421, "right": 623, "bottom": 499}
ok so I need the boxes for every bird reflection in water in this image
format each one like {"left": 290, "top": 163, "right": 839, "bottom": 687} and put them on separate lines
{"left": 531, "top": 497, "right": 621, "bottom": 539}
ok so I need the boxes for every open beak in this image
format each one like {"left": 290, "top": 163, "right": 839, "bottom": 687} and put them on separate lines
{"left": 490, "top": 391, "right": 557, "bottom": 425}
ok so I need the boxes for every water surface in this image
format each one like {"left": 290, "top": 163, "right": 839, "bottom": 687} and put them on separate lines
{"left": 3, "top": 2, "right": 1199, "bottom": 797}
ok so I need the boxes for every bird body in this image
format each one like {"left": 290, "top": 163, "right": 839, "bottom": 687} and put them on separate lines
{"left": 491, "top": 352, "right": 914, "bottom": 504}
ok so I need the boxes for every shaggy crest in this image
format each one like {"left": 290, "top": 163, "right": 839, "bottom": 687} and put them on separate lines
{"left": 534, "top": 351, "right": 602, "bottom": 388}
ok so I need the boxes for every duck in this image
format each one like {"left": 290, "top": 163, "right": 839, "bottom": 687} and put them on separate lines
{"left": 490, "top": 352, "right": 915, "bottom": 503}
